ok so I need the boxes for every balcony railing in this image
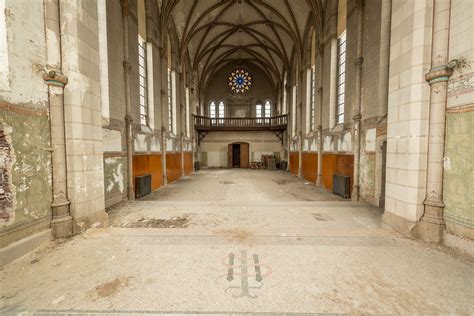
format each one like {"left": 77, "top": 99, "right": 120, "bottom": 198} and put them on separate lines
{"left": 193, "top": 114, "right": 288, "bottom": 131}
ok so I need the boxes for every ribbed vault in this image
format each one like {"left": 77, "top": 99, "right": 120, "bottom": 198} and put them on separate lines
{"left": 160, "top": 0, "right": 325, "bottom": 93}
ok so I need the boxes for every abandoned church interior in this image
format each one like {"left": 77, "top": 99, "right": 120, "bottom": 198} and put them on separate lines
{"left": 0, "top": 0, "right": 473, "bottom": 314}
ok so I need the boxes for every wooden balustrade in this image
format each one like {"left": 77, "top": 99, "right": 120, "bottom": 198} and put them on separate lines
{"left": 193, "top": 115, "right": 288, "bottom": 131}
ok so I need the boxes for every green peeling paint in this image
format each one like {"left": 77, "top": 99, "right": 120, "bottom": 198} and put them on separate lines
{"left": 0, "top": 109, "right": 52, "bottom": 229}
{"left": 443, "top": 111, "right": 474, "bottom": 229}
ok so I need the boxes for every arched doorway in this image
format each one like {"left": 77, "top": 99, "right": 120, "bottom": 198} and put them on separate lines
{"left": 228, "top": 142, "right": 249, "bottom": 168}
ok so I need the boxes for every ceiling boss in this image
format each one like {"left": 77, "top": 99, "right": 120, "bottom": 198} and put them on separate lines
{"left": 228, "top": 67, "right": 253, "bottom": 94}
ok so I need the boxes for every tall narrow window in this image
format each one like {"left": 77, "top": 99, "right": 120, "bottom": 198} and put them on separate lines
{"left": 336, "top": 0, "right": 347, "bottom": 125}
{"left": 137, "top": 0, "right": 148, "bottom": 126}
{"left": 256, "top": 102, "right": 262, "bottom": 123}
{"left": 310, "top": 30, "right": 317, "bottom": 131}
{"left": 218, "top": 101, "right": 225, "bottom": 118}
{"left": 168, "top": 67, "right": 173, "bottom": 131}
{"left": 336, "top": 31, "right": 346, "bottom": 125}
{"left": 185, "top": 87, "right": 190, "bottom": 137}
{"left": 292, "top": 85, "right": 297, "bottom": 136}
{"left": 311, "top": 65, "right": 316, "bottom": 129}
{"left": 138, "top": 35, "right": 148, "bottom": 126}
{"left": 167, "top": 34, "right": 174, "bottom": 133}
{"left": 218, "top": 101, "right": 225, "bottom": 124}
{"left": 264, "top": 100, "right": 271, "bottom": 117}
{"left": 209, "top": 101, "right": 216, "bottom": 121}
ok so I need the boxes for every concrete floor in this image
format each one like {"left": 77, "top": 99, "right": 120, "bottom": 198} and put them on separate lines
{"left": 1, "top": 170, "right": 473, "bottom": 315}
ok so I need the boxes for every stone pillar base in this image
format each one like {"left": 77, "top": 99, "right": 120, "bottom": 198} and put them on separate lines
{"left": 73, "top": 210, "right": 109, "bottom": 234}
{"left": 416, "top": 220, "right": 445, "bottom": 243}
{"left": 417, "top": 203, "right": 445, "bottom": 243}
{"left": 51, "top": 215, "right": 73, "bottom": 238}
{"left": 351, "top": 185, "right": 360, "bottom": 202}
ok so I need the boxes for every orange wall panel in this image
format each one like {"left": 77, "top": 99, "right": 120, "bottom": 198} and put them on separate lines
{"left": 289, "top": 152, "right": 299, "bottom": 175}
{"left": 184, "top": 152, "right": 193, "bottom": 175}
{"left": 132, "top": 154, "right": 163, "bottom": 192}
{"left": 302, "top": 152, "right": 318, "bottom": 183}
{"left": 166, "top": 153, "right": 182, "bottom": 183}
{"left": 321, "top": 154, "right": 354, "bottom": 196}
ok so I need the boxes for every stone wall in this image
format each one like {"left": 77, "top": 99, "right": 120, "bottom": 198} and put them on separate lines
{"left": 297, "top": 0, "right": 384, "bottom": 203}
{"left": 204, "top": 62, "right": 277, "bottom": 118}
{"left": 200, "top": 131, "right": 282, "bottom": 168}
{"left": 0, "top": 0, "right": 52, "bottom": 247}
{"left": 384, "top": 0, "right": 433, "bottom": 228}
{"left": 60, "top": 0, "right": 108, "bottom": 232}
{"left": 444, "top": 0, "right": 474, "bottom": 240}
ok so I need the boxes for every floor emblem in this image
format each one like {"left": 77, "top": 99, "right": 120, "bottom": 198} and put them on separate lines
{"left": 219, "top": 250, "right": 272, "bottom": 298}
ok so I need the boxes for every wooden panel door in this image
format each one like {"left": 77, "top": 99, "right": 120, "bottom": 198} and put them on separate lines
{"left": 228, "top": 144, "right": 233, "bottom": 168}
{"left": 240, "top": 143, "right": 249, "bottom": 168}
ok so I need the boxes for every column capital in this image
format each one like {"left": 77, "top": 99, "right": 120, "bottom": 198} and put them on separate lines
{"left": 123, "top": 61, "right": 131, "bottom": 71}
{"left": 425, "top": 60, "right": 459, "bottom": 85}
{"left": 125, "top": 115, "right": 133, "bottom": 123}
{"left": 353, "top": 113, "right": 362, "bottom": 122}
{"left": 354, "top": 57, "right": 364, "bottom": 67}
{"left": 317, "top": 87, "right": 323, "bottom": 94}
{"left": 43, "top": 70, "right": 68, "bottom": 87}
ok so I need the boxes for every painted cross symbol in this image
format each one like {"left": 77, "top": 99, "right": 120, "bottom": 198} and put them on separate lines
{"left": 223, "top": 250, "right": 270, "bottom": 299}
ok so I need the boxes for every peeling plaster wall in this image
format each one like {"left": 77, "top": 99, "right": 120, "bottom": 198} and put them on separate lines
{"left": 1, "top": 0, "right": 48, "bottom": 108}
{"left": 0, "top": 0, "right": 53, "bottom": 247}
{"left": 443, "top": 0, "right": 474, "bottom": 240}
{"left": 60, "top": 0, "right": 108, "bottom": 231}
{"left": 0, "top": 114, "right": 52, "bottom": 234}
{"left": 103, "top": 156, "right": 127, "bottom": 208}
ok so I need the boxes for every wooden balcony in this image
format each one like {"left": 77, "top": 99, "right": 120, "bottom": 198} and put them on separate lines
{"left": 193, "top": 114, "right": 288, "bottom": 131}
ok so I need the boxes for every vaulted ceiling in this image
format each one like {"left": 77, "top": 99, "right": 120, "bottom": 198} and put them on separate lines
{"left": 161, "top": 0, "right": 326, "bottom": 92}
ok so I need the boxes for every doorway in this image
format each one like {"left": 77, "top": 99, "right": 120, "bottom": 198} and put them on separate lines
{"left": 228, "top": 142, "right": 249, "bottom": 168}
{"left": 232, "top": 144, "right": 241, "bottom": 168}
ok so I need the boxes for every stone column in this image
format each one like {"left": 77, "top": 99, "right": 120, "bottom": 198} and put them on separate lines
{"left": 297, "top": 69, "right": 304, "bottom": 178}
{"left": 316, "top": 43, "right": 324, "bottom": 186}
{"left": 43, "top": 0, "right": 73, "bottom": 238}
{"left": 419, "top": 0, "right": 455, "bottom": 243}
{"left": 179, "top": 72, "right": 185, "bottom": 177}
{"left": 352, "top": 0, "right": 364, "bottom": 201}
{"left": 378, "top": 0, "right": 392, "bottom": 118}
{"left": 121, "top": 0, "right": 134, "bottom": 200}
{"left": 160, "top": 47, "right": 168, "bottom": 186}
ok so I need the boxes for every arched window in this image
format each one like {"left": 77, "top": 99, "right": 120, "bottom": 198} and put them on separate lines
{"left": 336, "top": 0, "right": 347, "bottom": 125}
{"left": 256, "top": 101, "right": 263, "bottom": 123}
{"left": 264, "top": 100, "right": 272, "bottom": 117}
{"left": 282, "top": 73, "right": 287, "bottom": 114}
{"left": 310, "top": 30, "right": 317, "bottom": 131}
{"left": 209, "top": 101, "right": 216, "bottom": 118}
{"left": 218, "top": 101, "right": 225, "bottom": 118}
{"left": 138, "top": 0, "right": 148, "bottom": 126}
{"left": 167, "top": 34, "right": 176, "bottom": 134}
{"left": 218, "top": 101, "right": 225, "bottom": 124}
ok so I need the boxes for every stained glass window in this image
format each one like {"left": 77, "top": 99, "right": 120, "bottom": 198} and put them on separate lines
{"left": 228, "top": 67, "right": 253, "bottom": 94}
